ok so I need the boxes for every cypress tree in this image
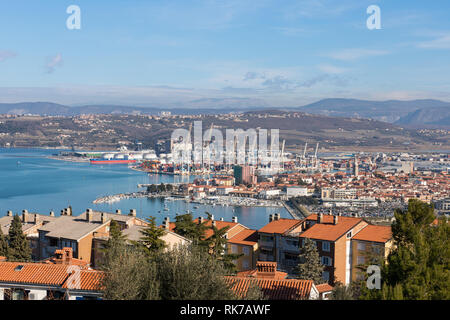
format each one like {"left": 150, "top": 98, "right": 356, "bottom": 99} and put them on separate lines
{"left": 294, "top": 238, "right": 325, "bottom": 284}
{"left": 0, "top": 226, "right": 9, "bottom": 257}
{"left": 7, "top": 214, "right": 31, "bottom": 262}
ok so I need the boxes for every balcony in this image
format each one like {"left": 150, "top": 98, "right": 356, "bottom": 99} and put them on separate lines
{"left": 258, "top": 253, "right": 275, "bottom": 262}
{"left": 259, "top": 240, "right": 274, "bottom": 248}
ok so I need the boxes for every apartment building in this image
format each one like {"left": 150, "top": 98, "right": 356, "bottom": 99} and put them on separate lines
{"left": 257, "top": 214, "right": 303, "bottom": 264}
{"left": 351, "top": 225, "right": 393, "bottom": 282}
{"left": 0, "top": 210, "right": 58, "bottom": 260}
{"left": 37, "top": 209, "right": 147, "bottom": 267}
{"left": 257, "top": 213, "right": 371, "bottom": 285}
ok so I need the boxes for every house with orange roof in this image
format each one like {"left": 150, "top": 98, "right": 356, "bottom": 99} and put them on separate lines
{"left": 0, "top": 260, "right": 103, "bottom": 300}
{"left": 162, "top": 215, "right": 259, "bottom": 272}
{"left": 225, "top": 261, "right": 319, "bottom": 300}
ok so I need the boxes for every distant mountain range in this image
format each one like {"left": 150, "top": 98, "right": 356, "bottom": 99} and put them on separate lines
{"left": 1, "top": 98, "right": 449, "bottom": 128}
{"left": 291, "top": 98, "right": 450, "bottom": 127}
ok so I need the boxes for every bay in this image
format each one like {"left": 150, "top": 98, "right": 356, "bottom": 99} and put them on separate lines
{"left": 0, "top": 148, "right": 289, "bottom": 230}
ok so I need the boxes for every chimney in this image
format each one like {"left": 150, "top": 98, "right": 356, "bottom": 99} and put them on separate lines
{"left": 86, "top": 209, "right": 93, "bottom": 222}
{"left": 318, "top": 213, "right": 323, "bottom": 224}
{"left": 116, "top": 209, "right": 122, "bottom": 215}
{"left": 163, "top": 217, "right": 170, "bottom": 229}
{"left": 60, "top": 209, "right": 65, "bottom": 216}
{"left": 333, "top": 215, "right": 338, "bottom": 225}
{"left": 101, "top": 212, "right": 108, "bottom": 224}
{"left": 129, "top": 209, "right": 137, "bottom": 217}
{"left": 49, "top": 211, "right": 55, "bottom": 217}
{"left": 212, "top": 220, "right": 216, "bottom": 227}
{"left": 63, "top": 247, "right": 73, "bottom": 262}
{"left": 232, "top": 216, "right": 238, "bottom": 223}
{"left": 210, "top": 214, "right": 214, "bottom": 221}
{"left": 22, "top": 210, "right": 29, "bottom": 223}
{"left": 220, "top": 217, "right": 224, "bottom": 221}
{"left": 7, "top": 210, "right": 13, "bottom": 217}
{"left": 274, "top": 213, "right": 280, "bottom": 221}
{"left": 63, "top": 208, "right": 68, "bottom": 216}
{"left": 34, "top": 214, "right": 39, "bottom": 224}
{"left": 198, "top": 216, "right": 204, "bottom": 224}
{"left": 269, "top": 214, "right": 273, "bottom": 223}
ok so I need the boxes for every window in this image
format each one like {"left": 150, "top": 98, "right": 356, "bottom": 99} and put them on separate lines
{"left": 322, "top": 271, "right": 330, "bottom": 282}
{"left": 373, "top": 245, "right": 382, "bottom": 254}
{"left": 286, "top": 239, "right": 299, "bottom": 247}
{"left": 260, "top": 235, "right": 273, "bottom": 242}
{"left": 322, "top": 241, "right": 330, "bottom": 252}
{"left": 357, "top": 256, "right": 365, "bottom": 265}
{"left": 357, "top": 242, "right": 366, "bottom": 251}
{"left": 321, "top": 256, "right": 332, "bottom": 266}
{"left": 243, "top": 260, "right": 249, "bottom": 270}
{"left": 243, "top": 246, "right": 250, "bottom": 256}
{"left": 49, "top": 238, "right": 58, "bottom": 247}
{"left": 230, "top": 245, "right": 238, "bottom": 254}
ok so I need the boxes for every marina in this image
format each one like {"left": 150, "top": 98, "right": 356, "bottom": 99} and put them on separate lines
{"left": 0, "top": 148, "right": 290, "bottom": 230}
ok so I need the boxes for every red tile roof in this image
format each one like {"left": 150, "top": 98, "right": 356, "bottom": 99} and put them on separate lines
{"left": 225, "top": 277, "right": 313, "bottom": 300}
{"left": 300, "top": 214, "right": 364, "bottom": 241}
{"left": 315, "top": 283, "right": 334, "bottom": 293}
{"left": 258, "top": 218, "right": 302, "bottom": 234}
{"left": 228, "top": 229, "right": 258, "bottom": 246}
{"left": 0, "top": 261, "right": 104, "bottom": 291}
{"left": 352, "top": 225, "right": 392, "bottom": 243}
{"left": 0, "top": 262, "right": 72, "bottom": 286}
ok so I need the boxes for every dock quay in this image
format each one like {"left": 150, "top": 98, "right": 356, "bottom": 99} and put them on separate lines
{"left": 283, "top": 200, "right": 306, "bottom": 220}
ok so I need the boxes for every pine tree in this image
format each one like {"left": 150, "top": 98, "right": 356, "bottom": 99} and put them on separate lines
{"left": 294, "top": 238, "right": 325, "bottom": 284}
{"left": 364, "top": 199, "right": 450, "bottom": 300}
{"left": 173, "top": 213, "right": 208, "bottom": 244}
{"left": 135, "top": 216, "right": 167, "bottom": 255}
{"left": 203, "top": 219, "right": 242, "bottom": 274}
{"left": 0, "top": 226, "right": 9, "bottom": 257}
{"left": 7, "top": 215, "right": 31, "bottom": 262}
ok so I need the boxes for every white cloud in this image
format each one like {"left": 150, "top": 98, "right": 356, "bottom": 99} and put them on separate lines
{"left": 326, "top": 48, "right": 390, "bottom": 61}
{"left": 417, "top": 34, "right": 450, "bottom": 49}
{"left": 0, "top": 50, "right": 17, "bottom": 62}
{"left": 45, "top": 53, "right": 63, "bottom": 74}
{"left": 318, "top": 64, "right": 348, "bottom": 74}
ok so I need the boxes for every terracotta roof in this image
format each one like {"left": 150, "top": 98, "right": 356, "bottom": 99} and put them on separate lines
{"left": 0, "top": 262, "right": 73, "bottom": 286}
{"left": 300, "top": 214, "right": 364, "bottom": 242}
{"left": 315, "top": 283, "right": 334, "bottom": 293}
{"left": 258, "top": 218, "right": 303, "bottom": 234}
{"left": 352, "top": 225, "right": 392, "bottom": 243}
{"left": 225, "top": 277, "right": 313, "bottom": 300}
{"left": 192, "top": 219, "right": 240, "bottom": 239}
{"left": 236, "top": 261, "right": 288, "bottom": 280}
{"left": 0, "top": 261, "right": 104, "bottom": 292}
{"left": 62, "top": 270, "right": 104, "bottom": 291}
{"left": 228, "top": 229, "right": 258, "bottom": 246}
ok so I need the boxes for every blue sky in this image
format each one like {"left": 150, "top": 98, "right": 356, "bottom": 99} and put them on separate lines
{"left": 0, "top": 0, "right": 449, "bottom": 107}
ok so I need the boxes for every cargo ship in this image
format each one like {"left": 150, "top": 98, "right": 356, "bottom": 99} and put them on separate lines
{"left": 90, "top": 158, "right": 137, "bottom": 164}
{"left": 90, "top": 148, "right": 157, "bottom": 165}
